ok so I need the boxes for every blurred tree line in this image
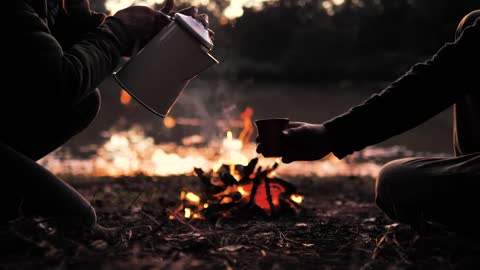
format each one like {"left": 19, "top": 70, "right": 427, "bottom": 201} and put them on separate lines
{"left": 91, "top": 0, "right": 479, "bottom": 82}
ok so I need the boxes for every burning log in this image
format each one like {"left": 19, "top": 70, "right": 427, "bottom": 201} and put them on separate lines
{"left": 169, "top": 158, "right": 304, "bottom": 220}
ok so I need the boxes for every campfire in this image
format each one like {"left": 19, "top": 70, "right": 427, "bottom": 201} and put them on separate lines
{"left": 169, "top": 157, "right": 304, "bottom": 220}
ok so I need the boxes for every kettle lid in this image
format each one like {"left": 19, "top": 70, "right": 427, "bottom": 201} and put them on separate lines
{"left": 175, "top": 13, "right": 214, "bottom": 50}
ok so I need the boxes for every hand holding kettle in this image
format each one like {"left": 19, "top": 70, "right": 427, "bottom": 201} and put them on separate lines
{"left": 113, "top": 0, "right": 219, "bottom": 118}
{"left": 111, "top": 0, "right": 214, "bottom": 56}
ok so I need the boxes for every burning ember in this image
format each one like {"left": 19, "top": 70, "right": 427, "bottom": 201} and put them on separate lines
{"left": 169, "top": 157, "right": 304, "bottom": 220}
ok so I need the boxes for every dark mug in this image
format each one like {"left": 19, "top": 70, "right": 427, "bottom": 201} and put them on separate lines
{"left": 255, "top": 118, "right": 289, "bottom": 157}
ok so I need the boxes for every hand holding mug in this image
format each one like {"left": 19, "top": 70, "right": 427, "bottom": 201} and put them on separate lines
{"left": 256, "top": 121, "right": 334, "bottom": 163}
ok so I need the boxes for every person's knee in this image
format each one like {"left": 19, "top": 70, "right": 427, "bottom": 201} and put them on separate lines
{"left": 376, "top": 159, "right": 411, "bottom": 200}
{"left": 375, "top": 158, "right": 416, "bottom": 219}
{"left": 456, "top": 10, "right": 480, "bottom": 40}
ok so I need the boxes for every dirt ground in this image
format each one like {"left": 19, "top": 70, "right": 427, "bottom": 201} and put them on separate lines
{"left": 1, "top": 175, "right": 480, "bottom": 270}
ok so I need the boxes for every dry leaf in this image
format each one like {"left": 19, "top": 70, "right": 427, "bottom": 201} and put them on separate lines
{"left": 91, "top": 240, "right": 108, "bottom": 251}
{"left": 218, "top": 245, "right": 249, "bottom": 252}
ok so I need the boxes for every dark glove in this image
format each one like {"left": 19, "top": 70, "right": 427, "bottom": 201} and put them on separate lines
{"left": 111, "top": 4, "right": 173, "bottom": 56}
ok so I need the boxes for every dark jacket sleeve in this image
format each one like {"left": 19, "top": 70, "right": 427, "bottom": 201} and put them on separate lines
{"left": 323, "top": 19, "right": 480, "bottom": 159}
{"left": 53, "top": 10, "right": 108, "bottom": 50}
{"left": 7, "top": 1, "right": 132, "bottom": 109}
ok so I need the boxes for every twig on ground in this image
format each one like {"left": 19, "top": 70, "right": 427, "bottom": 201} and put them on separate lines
{"left": 127, "top": 191, "right": 144, "bottom": 210}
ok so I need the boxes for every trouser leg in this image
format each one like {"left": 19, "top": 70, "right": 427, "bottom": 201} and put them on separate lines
{"left": 375, "top": 153, "right": 480, "bottom": 232}
{"left": 0, "top": 89, "right": 100, "bottom": 228}
{"left": 0, "top": 140, "right": 96, "bottom": 229}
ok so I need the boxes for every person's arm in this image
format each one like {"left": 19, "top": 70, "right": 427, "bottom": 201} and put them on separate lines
{"left": 53, "top": 0, "right": 108, "bottom": 49}
{"left": 9, "top": 1, "right": 131, "bottom": 108}
{"left": 323, "top": 19, "right": 480, "bottom": 159}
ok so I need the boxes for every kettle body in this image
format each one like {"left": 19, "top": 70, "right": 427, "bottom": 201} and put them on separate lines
{"left": 113, "top": 14, "right": 219, "bottom": 118}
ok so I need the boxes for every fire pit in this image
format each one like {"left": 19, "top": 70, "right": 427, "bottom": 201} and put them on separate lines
{"left": 169, "top": 158, "right": 304, "bottom": 220}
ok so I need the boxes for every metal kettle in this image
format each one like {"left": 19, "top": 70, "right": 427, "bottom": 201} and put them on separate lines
{"left": 113, "top": 13, "right": 219, "bottom": 118}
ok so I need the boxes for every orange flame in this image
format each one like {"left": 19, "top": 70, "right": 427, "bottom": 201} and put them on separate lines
{"left": 230, "top": 164, "right": 236, "bottom": 177}
{"left": 239, "top": 107, "right": 254, "bottom": 148}
{"left": 222, "top": 131, "right": 248, "bottom": 166}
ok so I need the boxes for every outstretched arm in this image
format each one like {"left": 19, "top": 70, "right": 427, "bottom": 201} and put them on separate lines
{"left": 323, "top": 19, "right": 480, "bottom": 159}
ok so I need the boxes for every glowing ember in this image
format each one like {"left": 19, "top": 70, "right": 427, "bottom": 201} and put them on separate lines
{"left": 290, "top": 194, "right": 304, "bottom": 204}
{"left": 184, "top": 207, "right": 192, "bottom": 218}
{"left": 238, "top": 186, "right": 248, "bottom": 196}
{"left": 185, "top": 192, "right": 201, "bottom": 203}
{"left": 267, "top": 171, "right": 276, "bottom": 178}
